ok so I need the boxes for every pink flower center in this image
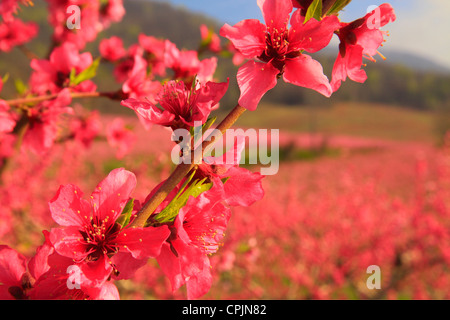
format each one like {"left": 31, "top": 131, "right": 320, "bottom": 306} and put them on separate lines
{"left": 258, "top": 27, "right": 301, "bottom": 74}
{"left": 8, "top": 286, "right": 27, "bottom": 300}
{"left": 158, "top": 81, "right": 199, "bottom": 124}
{"left": 79, "top": 216, "right": 121, "bottom": 261}
{"left": 56, "top": 71, "right": 70, "bottom": 88}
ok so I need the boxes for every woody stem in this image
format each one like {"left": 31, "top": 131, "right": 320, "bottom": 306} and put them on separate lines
{"left": 129, "top": 104, "right": 246, "bottom": 228}
{"left": 4, "top": 90, "right": 125, "bottom": 107}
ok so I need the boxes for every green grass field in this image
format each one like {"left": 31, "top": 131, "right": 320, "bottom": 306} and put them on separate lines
{"left": 218, "top": 102, "right": 438, "bottom": 144}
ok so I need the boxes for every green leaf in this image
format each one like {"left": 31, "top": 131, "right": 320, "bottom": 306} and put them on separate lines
{"left": 155, "top": 178, "right": 213, "bottom": 224}
{"left": 200, "top": 28, "right": 214, "bottom": 47}
{"left": 219, "top": 50, "right": 233, "bottom": 59}
{"left": 69, "top": 68, "right": 77, "bottom": 85}
{"left": 69, "top": 57, "right": 101, "bottom": 86}
{"left": 1, "top": 73, "right": 9, "bottom": 84}
{"left": 203, "top": 116, "right": 217, "bottom": 134}
{"left": 14, "top": 78, "right": 28, "bottom": 95}
{"left": 191, "top": 122, "right": 202, "bottom": 145}
{"left": 173, "top": 169, "right": 198, "bottom": 201}
{"left": 221, "top": 176, "right": 230, "bottom": 184}
{"left": 116, "top": 198, "right": 135, "bottom": 227}
{"left": 304, "top": 0, "right": 323, "bottom": 23}
{"left": 326, "top": 0, "right": 352, "bottom": 16}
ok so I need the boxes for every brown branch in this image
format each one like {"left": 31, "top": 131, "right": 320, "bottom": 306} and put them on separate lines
{"left": 4, "top": 90, "right": 127, "bottom": 108}
{"left": 129, "top": 104, "right": 247, "bottom": 228}
{"left": 17, "top": 45, "right": 40, "bottom": 60}
{"left": 5, "top": 91, "right": 101, "bottom": 107}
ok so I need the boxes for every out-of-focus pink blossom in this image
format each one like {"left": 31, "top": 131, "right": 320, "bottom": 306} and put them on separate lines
{"left": 138, "top": 34, "right": 167, "bottom": 77}
{"left": 200, "top": 24, "right": 221, "bottom": 53}
{"left": 106, "top": 118, "right": 135, "bottom": 159}
{"left": 22, "top": 88, "right": 73, "bottom": 155}
{"left": 69, "top": 107, "right": 101, "bottom": 148}
{"left": 121, "top": 54, "right": 162, "bottom": 101}
{"left": 164, "top": 40, "right": 218, "bottom": 85}
{"left": 0, "top": 100, "right": 16, "bottom": 134}
{"left": 0, "top": 133, "right": 15, "bottom": 160}
{"left": 99, "top": 0, "right": 125, "bottom": 28}
{"left": 30, "top": 42, "right": 97, "bottom": 95}
{"left": 0, "top": 18, "right": 38, "bottom": 52}
{"left": 47, "top": 0, "right": 100, "bottom": 50}
{"left": 0, "top": 0, "right": 34, "bottom": 22}
{"left": 99, "top": 36, "right": 126, "bottom": 62}
{"left": 0, "top": 78, "right": 16, "bottom": 133}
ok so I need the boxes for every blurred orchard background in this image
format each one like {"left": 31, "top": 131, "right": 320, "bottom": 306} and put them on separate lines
{"left": 1, "top": 0, "right": 450, "bottom": 299}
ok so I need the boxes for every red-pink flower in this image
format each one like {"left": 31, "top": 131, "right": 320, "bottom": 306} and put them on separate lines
{"left": 200, "top": 24, "right": 221, "bottom": 53}
{"left": 113, "top": 57, "right": 135, "bottom": 83}
{"left": 99, "top": 36, "right": 127, "bottom": 62}
{"left": 0, "top": 78, "right": 16, "bottom": 133}
{"left": 164, "top": 40, "right": 218, "bottom": 85}
{"left": 0, "top": 245, "right": 30, "bottom": 299}
{"left": 122, "top": 78, "right": 228, "bottom": 130}
{"left": 0, "top": 133, "right": 15, "bottom": 160}
{"left": 227, "top": 42, "right": 246, "bottom": 66}
{"left": 69, "top": 107, "right": 102, "bottom": 148}
{"left": 99, "top": 0, "right": 125, "bottom": 29}
{"left": 220, "top": 0, "right": 340, "bottom": 110}
{"left": 0, "top": 18, "right": 38, "bottom": 52}
{"left": 330, "top": 3, "right": 396, "bottom": 92}
{"left": 291, "top": 0, "right": 303, "bottom": 8}
{"left": 22, "top": 88, "right": 73, "bottom": 155}
{"left": 121, "top": 54, "right": 162, "bottom": 101}
{"left": 48, "top": 168, "right": 170, "bottom": 286}
{"left": 0, "top": 0, "right": 33, "bottom": 22}
{"left": 30, "top": 42, "right": 97, "bottom": 95}
{"left": 156, "top": 184, "right": 231, "bottom": 299}
{"left": 0, "top": 240, "right": 117, "bottom": 300}
{"left": 0, "top": 101, "right": 15, "bottom": 134}
{"left": 106, "top": 118, "right": 135, "bottom": 159}
{"left": 28, "top": 234, "right": 121, "bottom": 300}
{"left": 138, "top": 34, "right": 167, "bottom": 77}
{"left": 198, "top": 135, "right": 265, "bottom": 207}
{"left": 47, "top": 0, "right": 100, "bottom": 50}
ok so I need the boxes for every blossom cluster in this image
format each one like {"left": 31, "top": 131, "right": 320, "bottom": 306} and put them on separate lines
{"left": 0, "top": 0, "right": 397, "bottom": 299}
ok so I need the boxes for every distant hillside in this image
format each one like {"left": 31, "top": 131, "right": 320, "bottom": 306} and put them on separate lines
{"left": 103, "top": 0, "right": 220, "bottom": 49}
{"left": 321, "top": 46, "right": 450, "bottom": 76}
{"left": 383, "top": 50, "right": 450, "bottom": 75}
{"left": 1, "top": 0, "right": 449, "bottom": 114}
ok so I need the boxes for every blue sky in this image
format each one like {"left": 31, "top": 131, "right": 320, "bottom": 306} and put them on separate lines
{"left": 158, "top": 0, "right": 450, "bottom": 69}
{"left": 162, "top": 0, "right": 408, "bottom": 24}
